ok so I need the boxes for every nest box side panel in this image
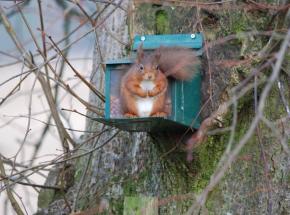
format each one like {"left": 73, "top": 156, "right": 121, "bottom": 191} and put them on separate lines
{"left": 184, "top": 74, "right": 201, "bottom": 128}
{"left": 170, "top": 72, "right": 201, "bottom": 129}
{"left": 105, "top": 65, "right": 111, "bottom": 119}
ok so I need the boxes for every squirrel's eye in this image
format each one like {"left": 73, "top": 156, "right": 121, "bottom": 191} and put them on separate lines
{"left": 139, "top": 64, "right": 144, "bottom": 71}
{"left": 155, "top": 65, "right": 159, "bottom": 70}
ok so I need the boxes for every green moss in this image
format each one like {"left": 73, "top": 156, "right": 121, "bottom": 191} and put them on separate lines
{"left": 217, "top": 9, "right": 271, "bottom": 58}
{"left": 135, "top": 4, "right": 157, "bottom": 34}
{"left": 123, "top": 166, "right": 152, "bottom": 195}
{"left": 135, "top": 4, "right": 196, "bottom": 34}
{"left": 155, "top": 10, "right": 170, "bottom": 34}
{"left": 264, "top": 85, "right": 289, "bottom": 120}
{"left": 73, "top": 149, "right": 95, "bottom": 184}
{"left": 230, "top": 13, "right": 248, "bottom": 34}
{"left": 37, "top": 189, "right": 55, "bottom": 209}
{"left": 113, "top": 167, "right": 153, "bottom": 213}
{"left": 220, "top": 10, "right": 270, "bottom": 36}
{"left": 124, "top": 196, "right": 158, "bottom": 215}
{"left": 112, "top": 198, "right": 124, "bottom": 214}
{"left": 78, "top": 197, "right": 90, "bottom": 211}
{"left": 124, "top": 180, "right": 139, "bottom": 196}
{"left": 191, "top": 136, "right": 226, "bottom": 192}
{"left": 219, "top": 12, "right": 247, "bottom": 36}
{"left": 203, "top": 114, "right": 252, "bottom": 211}
{"left": 74, "top": 167, "right": 83, "bottom": 182}
{"left": 285, "top": 52, "right": 290, "bottom": 62}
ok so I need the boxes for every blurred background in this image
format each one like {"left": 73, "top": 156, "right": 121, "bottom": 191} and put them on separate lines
{"left": 0, "top": 1, "right": 94, "bottom": 214}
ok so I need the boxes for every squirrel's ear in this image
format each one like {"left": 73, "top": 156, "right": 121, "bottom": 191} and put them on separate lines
{"left": 137, "top": 44, "right": 144, "bottom": 63}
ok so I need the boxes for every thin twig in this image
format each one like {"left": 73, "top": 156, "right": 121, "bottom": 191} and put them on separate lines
{"left": 1, "top": 5, "right": 75, "bottom": 150}
{"left": 0, "top": 155, "right": 25, "bottom": 215}
{"left": 47, "top": 35, "right": 105, "bottom": 102}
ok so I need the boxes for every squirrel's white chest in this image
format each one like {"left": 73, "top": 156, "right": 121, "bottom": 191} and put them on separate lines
{"left": 136, "top": 81, "right": 155, "bottom": 117}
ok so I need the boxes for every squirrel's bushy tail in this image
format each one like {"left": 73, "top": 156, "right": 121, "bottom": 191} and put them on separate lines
{"left": 155, "top": 46, "right": 200, "bottom": 81}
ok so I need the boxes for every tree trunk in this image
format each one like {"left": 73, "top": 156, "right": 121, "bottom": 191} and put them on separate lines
{"left": 36, "top": 1, "right": 290, "bottom": 215}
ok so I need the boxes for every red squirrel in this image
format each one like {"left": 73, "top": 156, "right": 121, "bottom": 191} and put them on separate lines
{"left": 120, "top": 45, "right": 199, "bottom": 117}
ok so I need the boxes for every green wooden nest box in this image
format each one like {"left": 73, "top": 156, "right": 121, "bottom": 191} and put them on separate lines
{"left": 95, "top": 33, "right": 203, "bottom": 132}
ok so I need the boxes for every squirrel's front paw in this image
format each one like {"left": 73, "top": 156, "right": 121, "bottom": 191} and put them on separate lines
{"left": 148, "top": 90, "right": 156, "bottom": 97}
{"left": 152, "top": 112, "right": 167, "bottom": 117}
{"left": 124, "top": 113, "right": 138, "bottom": 118}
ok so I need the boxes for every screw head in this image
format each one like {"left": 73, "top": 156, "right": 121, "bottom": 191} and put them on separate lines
{"left": 190, "top": 34, "right": 196, "bottom": 39}
{"left": 141, "top": 36, "right": 146, "bottom": 41}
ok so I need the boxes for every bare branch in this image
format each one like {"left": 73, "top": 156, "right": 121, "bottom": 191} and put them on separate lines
{"left": 0, "top": 155, "right": 25, "bottom": 215}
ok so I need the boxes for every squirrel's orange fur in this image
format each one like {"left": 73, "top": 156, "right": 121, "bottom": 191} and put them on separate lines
{"left": 120, "top": 45, "right": 199, "bottom": 117}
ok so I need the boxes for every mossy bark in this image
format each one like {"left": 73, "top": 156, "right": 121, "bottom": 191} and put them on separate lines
{"left": 205, "top": 83, "right": 290, "bottom": 214}
{"left": 36, "top": 1, "right": 290, "bottom": 215}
